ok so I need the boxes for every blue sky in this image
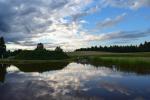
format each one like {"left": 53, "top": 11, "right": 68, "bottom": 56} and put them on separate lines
{"left": 82, "top": 6, "right": 150, "bottom": 46}
{"left": 84, "top": 7, "right": 150, "bottom": 32}
{"left": 0, "top": 0, "right": 150, "bottom": 51}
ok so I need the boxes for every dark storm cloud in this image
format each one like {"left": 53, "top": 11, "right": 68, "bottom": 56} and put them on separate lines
{"left": 0, "top": 1, "right": 16, "bottom": 33}
{"left": 0, "top": 0, "right": 70, "bottom": 43}
{"left": 0, "top": 20, "right": 10, "bottom": 33}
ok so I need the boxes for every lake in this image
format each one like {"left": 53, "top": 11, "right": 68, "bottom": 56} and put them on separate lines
{"left": 0, "top": 62, "right": 150, "bottom": 100}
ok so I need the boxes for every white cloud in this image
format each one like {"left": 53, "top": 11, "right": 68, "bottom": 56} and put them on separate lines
{"left": 96, "top": 13, "right": 127, "bottom": 30}
{"left": 102, "top": 0, "right": 150, "bottom": 10}
{"left": 6, "top": 27, "right": 150, "bottom": 51}
{"left": 1, "top": 0, "right": 149, "bottom": 51}
{"left": 130, "top": 0, "right": 150, "bottom": 9}
{"left": 0, "top": 0, "right": 93, "bottom": 50}
{"left": 5, "top": 62, "right": 123, "bottom": 98}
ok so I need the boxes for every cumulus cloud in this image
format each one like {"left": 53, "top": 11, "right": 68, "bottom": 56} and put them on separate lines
{"left": 0, "top": 0, "right": 92, "bottom": 34}
{"left": 0, "top": 0, "right": 149, "bottom": 50}
{"left": 6, "top": 28, "right": 150, "bottom": 51}
{"left": 0, "top": 0, "right": 93, "bottom": 49}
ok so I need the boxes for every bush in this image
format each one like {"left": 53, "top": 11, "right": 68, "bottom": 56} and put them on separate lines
{"left": 14, "top": 49, "right": 69, "bottom": 60}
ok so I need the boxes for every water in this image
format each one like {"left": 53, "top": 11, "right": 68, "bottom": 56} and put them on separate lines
{"left": 0, "top": 62, "right": 150, "bottom": 100}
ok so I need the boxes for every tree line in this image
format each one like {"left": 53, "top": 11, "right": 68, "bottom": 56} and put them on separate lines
{"left": 76, "top": 41, "right": 150, "bottom": 52}
{"left": 0, "top": 37, "right": 68, "bottom": 59}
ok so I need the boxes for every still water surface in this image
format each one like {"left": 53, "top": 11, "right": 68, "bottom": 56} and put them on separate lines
{"left": 0, "top": 62, "right": 150, "bottom": 100}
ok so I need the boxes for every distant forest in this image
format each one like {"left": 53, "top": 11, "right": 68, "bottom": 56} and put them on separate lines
{"left": 76, "top": 41, "right": 150, "bottom": 52}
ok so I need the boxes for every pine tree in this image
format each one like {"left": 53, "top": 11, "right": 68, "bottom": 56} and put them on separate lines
{"left": 0, "top": 37, "right": 6, "bottom": 59}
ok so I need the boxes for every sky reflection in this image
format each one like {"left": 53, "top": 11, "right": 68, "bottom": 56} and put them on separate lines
{"left": 0, "top": 63, "right": 150, "bottom": 100}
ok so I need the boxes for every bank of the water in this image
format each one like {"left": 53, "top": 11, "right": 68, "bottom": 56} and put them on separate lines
{"left": 67, "top": 51, "right": 150, "bottom": 67}
{"left": 86, "top": 56, "right": 150, "bottom": 67}
{"left": 1, "top": 51, "right": 150, "bottom": 67}
{"left": 0, "top": 59, "right": 74, "bottom": 64}
{"left": 67, "top": 51, "right": 150, "bottom": 57}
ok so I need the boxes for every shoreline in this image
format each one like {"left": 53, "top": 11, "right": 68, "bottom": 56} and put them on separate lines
{"left": 0, "top": 59, "right": 73, "bottom": 64}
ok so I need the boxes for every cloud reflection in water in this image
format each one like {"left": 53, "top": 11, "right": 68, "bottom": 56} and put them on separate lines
{"left": 0, "top": 63, "right": 150, "bottom": 100}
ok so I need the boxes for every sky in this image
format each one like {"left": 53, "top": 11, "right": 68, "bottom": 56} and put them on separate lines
{"left": 0, "top": 0, "right": 150, "bottom": 51}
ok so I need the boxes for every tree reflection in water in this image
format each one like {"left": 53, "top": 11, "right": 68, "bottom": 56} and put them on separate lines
{"left": 0, "top": 64, "right": 7, "bottom": 83}
{"left": 0, "top": 62, "right": 150, "bottom": 100}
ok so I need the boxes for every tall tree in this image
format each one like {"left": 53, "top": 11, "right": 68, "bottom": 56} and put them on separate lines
{"left": 55, "top": 46, "right": 63, "bottom": 52}
{"left": 0, "top": 37, "right": 6, "bottom": 59}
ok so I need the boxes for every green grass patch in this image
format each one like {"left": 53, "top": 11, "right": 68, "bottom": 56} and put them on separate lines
{"left": 87, "top": 56, "right": 150, "bottom": 67}
{"left": 67, "top": 51, "right": 150, "bottom": 57}
{"left": 0, "top": 59, "right": 73, "bottom": 64}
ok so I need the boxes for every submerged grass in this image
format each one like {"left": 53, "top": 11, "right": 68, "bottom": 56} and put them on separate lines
{"left": 87, "top": 57, "right": 150, "bottom": 67}
{"left": 68, "top": 51, "right": 150, "bottom": 57}
{"left": 83, "top": 57, "right": 150, "bottom": 75}
{"left": 69, "top": 51, "right": 150, "bottom": 67}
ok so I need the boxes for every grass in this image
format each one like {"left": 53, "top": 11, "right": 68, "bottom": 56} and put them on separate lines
{"left": 87, "top": 56, "right": 150, "bottom": 66}
{"left": 0, "top": 59, "right": 74, "bottom": 64}
{"left": 85, "top": 57, "right": 150, "bottom": 75}
{"left": 67, "top": 51, "right": 150, "bottom": 57}
{"left": 68, "top": 51, "right": 150, "bottom": 67}
{"left": 0, "top": 51, "right": 150, "bottom": 75}
{"left": 0, "top": 51, "right": 150, "bottom": 67}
